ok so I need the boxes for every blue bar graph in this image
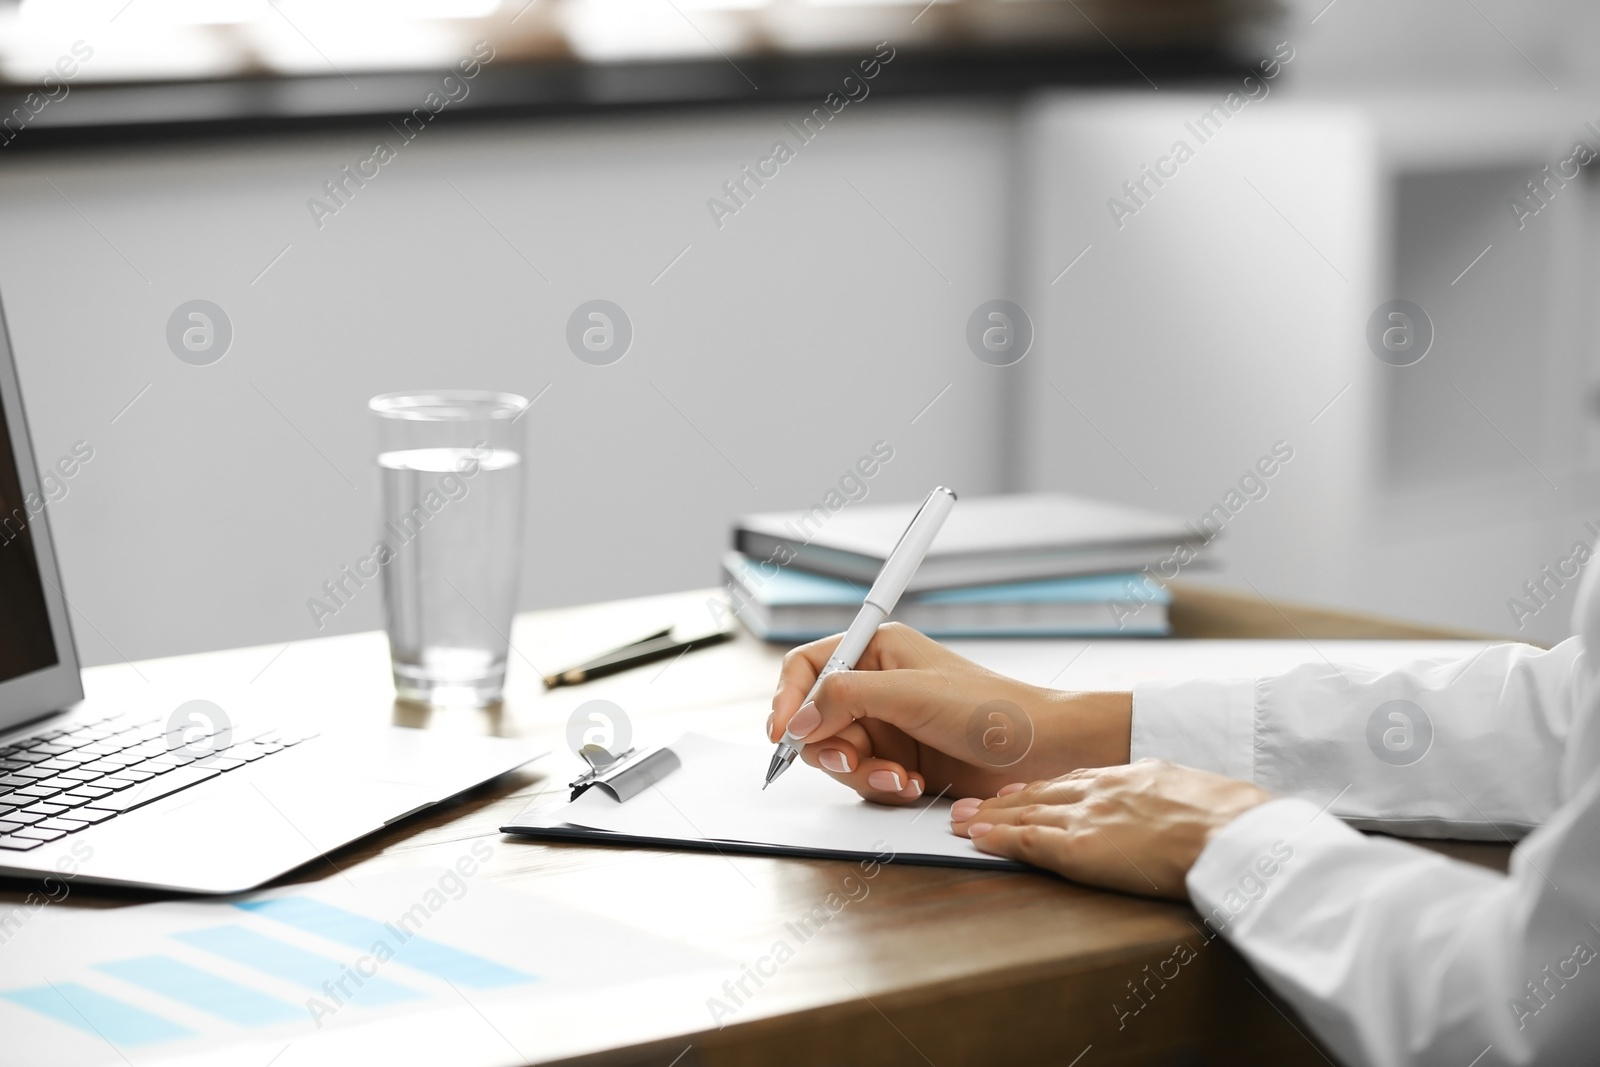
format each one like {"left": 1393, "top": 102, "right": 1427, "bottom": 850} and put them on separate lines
{"left": 173, "top": 925, "right": 424, "bottom": 1006}
{"left": 3, "top": 894, "right": 534, "bottom": 1047}
{"left": 3, "top": 982, "right": 193, "bottom": 1046}
{"left": 97, "top": 956, "right": 302, "bottom": 1027}
{"left": 237, "top": 897, "right": 536, "bottom": 989}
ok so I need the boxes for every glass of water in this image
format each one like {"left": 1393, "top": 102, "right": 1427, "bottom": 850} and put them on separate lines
{"left": 369, "top": 391, "right": 528, "bottom": 707}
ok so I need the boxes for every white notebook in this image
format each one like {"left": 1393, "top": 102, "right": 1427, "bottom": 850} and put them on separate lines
{"left": 735, "top": 492, "right": 1207, "bottom": 592}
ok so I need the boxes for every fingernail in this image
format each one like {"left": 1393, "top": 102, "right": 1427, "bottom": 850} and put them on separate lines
{"left": 765, "top": 713, "right": 775, "bottom": 740}
{"left": 997, "top": 783, "right": 1028, "bottom": 797}
{"left": 898, "top": 780, "right": 923, "bottom": 799}
{"left": 787, "top": 702, "right": 821, "bottom": 739}
{"left": 951, "top": 797, "right": 982, "bottom": 821}
{"left": 819, "top": 749, "right": 851, "bottom": 773}
{"left": 867, "top": 770, "right": 903, "bottom": 792}
{"left": 967, "top": 822, "right": 994, "bottom": 839}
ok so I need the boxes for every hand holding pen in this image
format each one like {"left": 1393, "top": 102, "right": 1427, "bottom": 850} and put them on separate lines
{"left": 762, "top": 488, "right": 1136, "bottom": 801}
{"left": 763, "top": 486, "right": 957, "bottom": 789}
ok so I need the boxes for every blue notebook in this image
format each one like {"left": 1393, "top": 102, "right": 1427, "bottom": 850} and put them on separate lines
{"left": 721, "top": 553, "right": 1170, "bottom": 641}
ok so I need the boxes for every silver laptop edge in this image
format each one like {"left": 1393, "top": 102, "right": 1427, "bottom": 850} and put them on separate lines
{"left": 0, "top": 293, "right": 84, "bottom": 734}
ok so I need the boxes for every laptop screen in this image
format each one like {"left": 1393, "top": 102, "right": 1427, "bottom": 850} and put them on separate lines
{"left": 0, "top": 393, "right": 59, "bottom": 684}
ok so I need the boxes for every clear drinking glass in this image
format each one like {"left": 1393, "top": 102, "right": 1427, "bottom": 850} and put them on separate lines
{"left": 369, "top": 391, "right": 528, "bottom": 707}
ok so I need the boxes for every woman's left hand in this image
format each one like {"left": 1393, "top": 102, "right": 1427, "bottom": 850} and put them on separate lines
{"left": 949, "top": 759, "right": 1273, "bottom": 899}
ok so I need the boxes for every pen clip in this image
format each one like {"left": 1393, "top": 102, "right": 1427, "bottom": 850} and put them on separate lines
{"left": 878, "top": 491, "right": 936, "bottom": 565}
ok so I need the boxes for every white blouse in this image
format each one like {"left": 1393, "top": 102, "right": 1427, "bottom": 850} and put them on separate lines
{"left": 1131, "top": 565, "right": 1600, "bottom": 1066}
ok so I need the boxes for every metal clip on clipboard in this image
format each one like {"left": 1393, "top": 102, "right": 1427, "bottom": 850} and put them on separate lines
{"left": 569, "top": 743, "right": 682, "bottom": 802}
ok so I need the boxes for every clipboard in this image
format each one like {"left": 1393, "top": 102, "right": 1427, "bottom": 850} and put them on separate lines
{"left": 567, "top": 742, "right": 682, "bottom": 802}
{"left": 500, "top": 733, "right": 1026, "bottom": 872}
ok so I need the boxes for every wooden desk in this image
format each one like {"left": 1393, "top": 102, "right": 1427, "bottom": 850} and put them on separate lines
{"left": 1, "top": 583, "right": 1518, "bottom": 1066}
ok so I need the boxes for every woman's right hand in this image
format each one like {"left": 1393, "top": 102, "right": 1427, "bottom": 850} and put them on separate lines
{"left": 766, "top": 622, "right": 1132, "bottom": 806}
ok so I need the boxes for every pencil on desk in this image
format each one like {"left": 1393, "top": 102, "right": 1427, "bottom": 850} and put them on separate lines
{"left": 543, "top": 627, "right": 733, "bottom": 688}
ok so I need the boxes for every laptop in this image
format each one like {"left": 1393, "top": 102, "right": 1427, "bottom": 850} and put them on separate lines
{"left": 0, "top": 298, "right": 544, "bottom": 894}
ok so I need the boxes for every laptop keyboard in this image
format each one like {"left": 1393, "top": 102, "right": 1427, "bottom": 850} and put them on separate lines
{"left": 0, "top": 711, "right": 315, "bottom": 853}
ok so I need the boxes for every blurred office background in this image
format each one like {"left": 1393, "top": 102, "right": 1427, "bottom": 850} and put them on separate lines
{"left": 1, "top": 0, "right": 1597, "bottom": 666}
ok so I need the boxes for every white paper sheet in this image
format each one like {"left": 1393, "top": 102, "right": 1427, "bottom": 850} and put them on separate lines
{"left": 508, "top": 733, "right": 1017, "bottom": 868}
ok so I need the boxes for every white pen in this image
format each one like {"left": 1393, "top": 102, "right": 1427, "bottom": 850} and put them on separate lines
{"left": 763, "top": 485, "right": 958, "bottom": 789}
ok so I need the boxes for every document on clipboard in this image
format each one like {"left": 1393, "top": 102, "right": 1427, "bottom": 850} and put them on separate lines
{"left": 500, "top": 733, "right": 1024, "bottom": 871}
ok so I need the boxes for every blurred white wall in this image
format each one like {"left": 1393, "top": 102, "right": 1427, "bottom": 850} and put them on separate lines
{"left": 1014, "top": 94, "right": 1381, "bottom": 622}
{"left": 1276, "top": 0, "right": 1600, "bottom": 94}
{"left": 1276, "top": 0, "right": 1600, "bottom": 647}
{"left": 0, "top": 102, "right": 1013, "bottom": 665}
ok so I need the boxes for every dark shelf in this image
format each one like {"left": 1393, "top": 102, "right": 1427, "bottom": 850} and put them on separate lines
{"left": 0, "top": 46, "right": 1249, "bottom": 151}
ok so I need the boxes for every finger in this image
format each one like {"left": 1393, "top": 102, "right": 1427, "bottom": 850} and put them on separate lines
{"left": 788, "top": 668, "right": 939, "bottom": 744}
{"left": 868, "top": 622, "right": 947, "bottom": 676}
{"left": 793, "top": 739, "right": 920, "bottom": 800}
{"left": 974, "top": 773, "right": 1102, "bottom": 812}
{"left": 800, "top": 735, "right": 863, "bottom": 777}
{"left": 832, "top": 720, "right": 874, "bottom": 754}
{"left": 966, "top": 821, "right": 1084, "bottom": 875}
{"left": 951, "top": 799, "right": 1078, "bottom": 836}
{"left": 771, "top": 634, "right": 846, "bottom": 733}
{"left": 770, "top": 622, "right": 945, "bottom": 737}
{"left": 949, "top": 780, "right": 1032, "bottom": 823}
{"left": 968, "top": 813, "right": 1173, "bottom": 897}
{"left": 849, "top": 757, "right": 925, "bottom": 805}
{"left": 805, "top": 721, "right": 876, "bottom": 766}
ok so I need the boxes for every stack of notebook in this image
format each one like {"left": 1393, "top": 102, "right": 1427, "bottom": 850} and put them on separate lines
{"left": 724, "top": 492, "right": 1208, "bottom": 641}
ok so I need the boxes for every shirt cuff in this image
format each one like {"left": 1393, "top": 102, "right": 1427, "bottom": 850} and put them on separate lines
{"left": 1130, "top": 677, "right": 1258, "bottom": 781}
{"left": 1186, "top": 796, "right": 1358, "bottom": 935}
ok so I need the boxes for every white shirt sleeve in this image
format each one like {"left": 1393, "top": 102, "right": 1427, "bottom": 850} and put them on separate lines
{"left": 1186, "top": 786, "right": 1599, "bottom": 1066}
{"left": 1132, "top": 638, "right": 1600, "bottom": 1065}
{"left": 1131, "top": 639, "right": 1584, "bottom": 838}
